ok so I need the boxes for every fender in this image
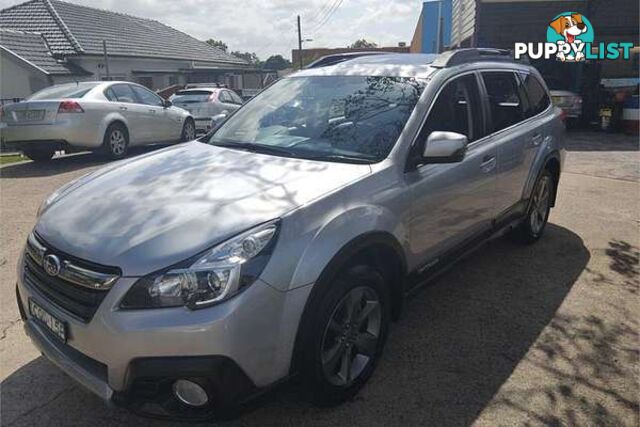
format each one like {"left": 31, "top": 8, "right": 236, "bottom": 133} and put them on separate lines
{"left": 286, "top": 204, "right": 409, "bottom": 291}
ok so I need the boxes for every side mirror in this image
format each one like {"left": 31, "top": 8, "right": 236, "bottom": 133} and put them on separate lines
{"left": 422, "top": 131, "right": 468, "bottom": 164}
{"left": 163, "top": 99, "right": 172, "bottom": 108}
{"left": 209, "top": 112, "right": 228, "bottom": 131}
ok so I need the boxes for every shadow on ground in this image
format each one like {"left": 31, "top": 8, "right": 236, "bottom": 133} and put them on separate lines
{"left": 0, "top": 146, "right": 168, "bottom": 179}
{"left": 1, "top": 224, "right": 600, "bottom": 426}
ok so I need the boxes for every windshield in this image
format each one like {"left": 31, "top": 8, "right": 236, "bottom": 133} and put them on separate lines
{"left": 28, "top": 82, "right": 100, "bottom": 100}
{"left": 205, "top": 76, "right": 426, "bottom": 163}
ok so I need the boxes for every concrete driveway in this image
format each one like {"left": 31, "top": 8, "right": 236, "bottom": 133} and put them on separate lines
{"left": 1, "top": 132, "right": 638, "bottom": 426}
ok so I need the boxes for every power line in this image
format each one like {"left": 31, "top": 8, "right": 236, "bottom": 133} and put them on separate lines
{"left": 309, "top": 0, "right": 344, "bottom": 35}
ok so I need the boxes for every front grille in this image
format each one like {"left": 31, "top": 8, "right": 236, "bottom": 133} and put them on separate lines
{"left": 23, "top": 235, "right": 120, "bottom": 322}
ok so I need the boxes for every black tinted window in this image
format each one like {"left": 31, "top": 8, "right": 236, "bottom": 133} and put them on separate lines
{"left": 110, "top": 84, "right": 137, "bottom": 103}
{"left": 520, "top": 73, "right": 550, "bottom": 117}
{"left": 419, "top": 74, "right": 484, "bottom": 143}
{"left": 132, "top": 85, "right": 164, "bottom": 106}
{"left": 482, "top": 72, "right": 525, "bottom": 132}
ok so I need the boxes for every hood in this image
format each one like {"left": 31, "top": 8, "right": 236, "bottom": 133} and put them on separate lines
{"left": 36, "top": 142, "right": 370, "bottom": 276}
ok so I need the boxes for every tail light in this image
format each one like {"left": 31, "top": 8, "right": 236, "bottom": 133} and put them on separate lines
{"left": 208, "top": 93, "right": 217, "bottom": 103}
{"left": 58, "top": 100, "right": 84, "bottom": 113}
{"left": 559, "top": 109, "right": 567, "bottom": 123}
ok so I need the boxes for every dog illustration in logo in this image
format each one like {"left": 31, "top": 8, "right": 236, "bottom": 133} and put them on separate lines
{"left": 549, "top": 14, "right": 587, "bottom": 61}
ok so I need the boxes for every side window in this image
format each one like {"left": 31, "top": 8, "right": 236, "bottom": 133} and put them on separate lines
{"left": 110, "top": 84, "right": 137, "bottom": 103}
{"left": 131, "top": 85, "right": 164, "bottom": 107}
{"left": 481, "top": 72, "right": 526, "bottom": 132}
{"left": 418, "top": 74, "right": 484, "bottom": 144}
{"left": 519, "top": 73, "right": 551, "bottom": 117}
{"left": 104, "top": 87, "right": 117, "bottom": 102}
{"left": 220, "top": 90, "right": 234, "bottom": 103}
{"left": 230, "top": 91, "right": 243, "bottom": 105}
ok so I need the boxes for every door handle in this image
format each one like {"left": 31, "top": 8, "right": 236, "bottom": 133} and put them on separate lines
{"left": 119, "top": 106, "right": 128, "bottom": 111}
{"left": 480, "top": 155, "right": 496, "bottom": 172}
{"left": 531, "top": 133, "right": 543, "bottom": 146}
{"left": 149, "top": 109, "right": 156, "bottom": 113}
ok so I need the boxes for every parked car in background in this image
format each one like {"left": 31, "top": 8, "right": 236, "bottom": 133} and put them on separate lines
{"left": 169, "top": 88, "right": 243, "bottom": 133}
{"left": 0, "top": 82, "right": 196, "bottom": 161}
{"left": 545, "top": 79, "right": 583, "bottom": 124}
{"left": 17, "top": 50, "right": 565, "bottom": 420}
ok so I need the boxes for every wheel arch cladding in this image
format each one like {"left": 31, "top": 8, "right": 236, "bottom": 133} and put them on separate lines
{"left": 289, "top": 231, "right": 407, "bottom": 375}
{"left": 544, "top": 155, "right": 561, "bottom": 207}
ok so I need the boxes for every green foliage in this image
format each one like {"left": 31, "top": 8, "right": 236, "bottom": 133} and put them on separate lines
{"left": 205, "top": 39, "right": 228, "bottom": 52}
{"left": 349, "top": 39, "right": 378, "bottom": 49}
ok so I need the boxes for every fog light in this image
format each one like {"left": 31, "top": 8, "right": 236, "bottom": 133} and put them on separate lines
{"left": 172, "top": 379, "right": 209, "bottom": 407}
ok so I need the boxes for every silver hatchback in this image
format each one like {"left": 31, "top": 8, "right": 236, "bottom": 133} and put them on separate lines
{"left": 1, "top": 81, "right": 196, "bottom": 161}
{"left": 17, "top": 50, "right": 565, "bottom": 420}
{"left": 169, "top": 87, "right": 243, "bottom": 133}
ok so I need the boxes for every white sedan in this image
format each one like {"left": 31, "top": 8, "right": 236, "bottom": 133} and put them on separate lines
{"left": 0, "top": 81, "right": 196, "bottom": 161}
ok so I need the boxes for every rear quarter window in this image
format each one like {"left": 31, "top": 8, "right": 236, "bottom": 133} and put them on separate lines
{"left": 519, "top": 73, "right": 551, "bottom": 117}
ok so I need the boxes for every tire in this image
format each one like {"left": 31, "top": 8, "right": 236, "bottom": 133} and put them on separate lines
{"left": 22, "top": 147, "right": 56, "bottom": 162}
{"left": 510, "top": 168, "right": 554, "bottom": 244}
{"left": 102, "top": 122, "right": 129, "bottom": 160}
{"left": 180, "top": 118, "right": 196, "bottom": 142}
{"left": 300, "top": 264, "right": 391, "bottom": 406}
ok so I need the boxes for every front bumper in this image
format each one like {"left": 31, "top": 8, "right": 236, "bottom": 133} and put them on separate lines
{"left": 16, "top": 255, "right": 312, "bottom": 417}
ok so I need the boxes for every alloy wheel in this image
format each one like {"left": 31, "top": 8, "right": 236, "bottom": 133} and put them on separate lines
{"left": 185, "top": 121, "right": 196, "bottom": 141}
{"left": 320, "top": 286, "right": 382, "bottom": 387}
{"left": 530, "top": 175, "right": 551, "bottom": 234}
{"left": 109, "top": 129, "right": 126, "bottom": 156}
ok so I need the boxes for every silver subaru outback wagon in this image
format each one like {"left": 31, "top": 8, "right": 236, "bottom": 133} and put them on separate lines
{"left": 16, "top": 49, "right": 565, "bottom": 420}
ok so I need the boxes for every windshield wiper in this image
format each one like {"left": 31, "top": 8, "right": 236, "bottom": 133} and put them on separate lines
{"left": 304, "top": 154, "right": 375, "bottom": 164}
{"left": 212, "top": 141, "right": 301, "bottom": 158}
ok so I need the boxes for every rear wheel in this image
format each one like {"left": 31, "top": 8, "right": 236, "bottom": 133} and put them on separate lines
{"left": 22, "top": 147, "right": 56, "bottom": 162}
{"left": 102, "top": 123, "right": 129, "bottom": 159}
{"left": 301, "top": 265, "right": 390, "bottom": 405}
{"left": 511, "top": 169, "right": 554, "bottom": 244}
{"left": 181, "top": 118, "right": 196, "bottom": 142}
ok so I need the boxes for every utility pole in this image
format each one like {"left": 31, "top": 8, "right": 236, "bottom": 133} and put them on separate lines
{"left": 102, "top": 40, "right": 110, "bottom": 80}
{"left": 297, "top": 15, "right": 303, "bottom": 69}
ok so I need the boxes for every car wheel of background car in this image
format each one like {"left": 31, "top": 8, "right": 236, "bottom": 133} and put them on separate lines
{"left": 300, "top": 264, "right": 390, "bottom": 406}
{"left": 510, "top": 169, "right": 554, "bottom": 244}
{"left": 102, "top": 122, "right": 129, "bottom": 160}
{"left": 181, "top": 119, "right": 196, "bottom": 142}
{"left": 22, "top": 147, "right": 56, "bottom": 162}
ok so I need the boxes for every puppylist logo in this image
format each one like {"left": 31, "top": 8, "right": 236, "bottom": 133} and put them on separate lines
{"left": 515, "top": 12, "right": 634, "bottom": 62}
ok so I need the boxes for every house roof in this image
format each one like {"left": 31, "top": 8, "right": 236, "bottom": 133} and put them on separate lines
{"left": 0, "top": 28, "right": 82, "bottom": 75}
{"left": 0, "top": 0, "right": 247, "bottom": 65}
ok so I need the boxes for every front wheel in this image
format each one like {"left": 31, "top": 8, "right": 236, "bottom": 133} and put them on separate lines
{"left": 301, "top": 265, "right": 390, "bottom": 405}
{"left": 180, "top": 118, "right": 196, "bottom": 142}
{"left": 22, "top": 147, "right": 56, "bottom": 162}
{"left": 511, "top": 169, "right": 554, "bottom": 244}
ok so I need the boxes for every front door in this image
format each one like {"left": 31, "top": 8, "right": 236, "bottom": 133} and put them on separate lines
{"left": 131, "top": 84, "right": 173, "bottom": 141}
{"left": 406, "top": 73, "right": 498, "bottom": 266}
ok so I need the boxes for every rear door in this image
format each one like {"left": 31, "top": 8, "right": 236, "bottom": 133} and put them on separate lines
{"left": 107, "top": 84, "right": 148, "bottom": 143}
{"left": 480, "top": 71, "right": 548, "bottom": 216}
{"left": 407, "top": 73, "right": 498, "bottom": 264}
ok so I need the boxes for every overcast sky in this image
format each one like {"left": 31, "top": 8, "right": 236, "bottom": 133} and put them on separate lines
{"left": 0, "top": 0, "right": 422, "bottom": 59}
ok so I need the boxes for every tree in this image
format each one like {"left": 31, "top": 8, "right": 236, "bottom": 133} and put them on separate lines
{"left": 205, "top": 39, "right": 228, "bottom": 52}
{"left": 349, "top": 39, "right": 378, "bottom": 49}
{"left": 262, "top": 54, "right": 292, "bottom": 71}
{"left": 231, "top": 51, "right": 260, "bottom": 65}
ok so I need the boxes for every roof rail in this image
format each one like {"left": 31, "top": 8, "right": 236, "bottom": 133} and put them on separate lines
{"left": 431, "top": 48, "right": 524, "bottom": 68}
{"left": 305, "top": 51, "right": 387, "bottom": 69}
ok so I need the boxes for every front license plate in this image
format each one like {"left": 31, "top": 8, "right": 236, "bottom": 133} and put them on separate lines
{"left": 29, "top": 298, "right": 67, "bottom": 342}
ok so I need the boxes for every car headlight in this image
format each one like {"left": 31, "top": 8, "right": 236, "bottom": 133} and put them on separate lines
{"left": 120, "top": 220, "right": 279, "bottom": 310}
